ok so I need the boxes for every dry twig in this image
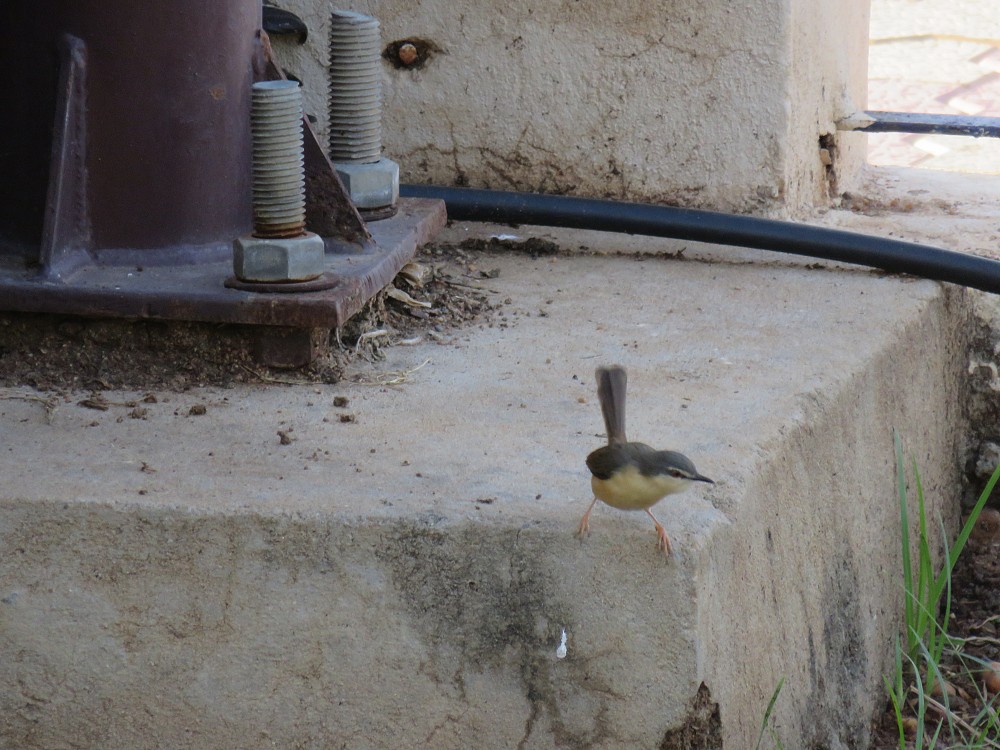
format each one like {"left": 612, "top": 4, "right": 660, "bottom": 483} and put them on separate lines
{"left": 351, "top": 358, "right": 430, "bottom": 386}
{"left": 0, "top": 391, "right": 60, "bottom": 422}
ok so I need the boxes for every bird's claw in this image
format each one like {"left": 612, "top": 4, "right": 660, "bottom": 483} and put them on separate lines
{"left": 577, "top": 498, "right": 598, "bottom": 541}
{"left": 654, "top": 523, "right": 673, "bottom": 557}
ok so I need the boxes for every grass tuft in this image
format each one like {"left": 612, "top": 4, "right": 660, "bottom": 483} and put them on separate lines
{"left": 886, "top": 430, "right": 1000, "bottom": 749}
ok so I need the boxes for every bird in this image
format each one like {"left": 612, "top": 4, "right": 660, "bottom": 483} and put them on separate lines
{"left": 578, "top": 365, "right": 713, "bottom": 556}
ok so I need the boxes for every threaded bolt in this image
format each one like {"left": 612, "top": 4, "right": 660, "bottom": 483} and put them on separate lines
{"left": 329, "top": 10, "right": 383, "bottom": 164}
{"left": 250, "top": 80, "right": 306, "bottom": 238}
{"left": 328, "top": 10, "right": 399, "bottom": 212}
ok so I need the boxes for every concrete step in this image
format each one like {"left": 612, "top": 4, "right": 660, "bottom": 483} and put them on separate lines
{"left": 0, "top": 224, "right": 969, "bottom": 748}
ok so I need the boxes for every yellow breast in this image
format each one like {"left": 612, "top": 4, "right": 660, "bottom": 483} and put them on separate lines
{"left": 591, "top": 464, "right": 692, "bottom": 510}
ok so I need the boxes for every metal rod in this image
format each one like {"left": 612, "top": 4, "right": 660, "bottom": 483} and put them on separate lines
{"left": 838, "top": 111, "right": 1000, "bottom": 139}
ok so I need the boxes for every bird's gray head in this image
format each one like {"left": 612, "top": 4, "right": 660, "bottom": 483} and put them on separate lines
{"left": 658, "top": 450, "right": 714, "bottom": 484}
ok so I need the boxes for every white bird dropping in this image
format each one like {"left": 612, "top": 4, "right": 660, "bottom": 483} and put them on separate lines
{"left": 556, "top": 627, "right": 568, "bottom": 659}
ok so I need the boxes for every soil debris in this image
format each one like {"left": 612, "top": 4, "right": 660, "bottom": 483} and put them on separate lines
{"left": 349, "top": 243, "right": 501, "bottom": 358}
{"left": 0, "top": 245, "right": 502, "bottom": 391}
{"left": 457, "top": 235, "right": 561, "bottom": 258}
{"left": 839, "top": 191, "right": 959, "bottom": 217}
{"left": 78, "top": 395, "right": 110, "bottom": 411}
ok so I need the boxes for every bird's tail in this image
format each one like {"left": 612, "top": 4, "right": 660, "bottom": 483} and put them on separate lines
{"left": 596, "top": 365, "right": 627, "bottom": 444}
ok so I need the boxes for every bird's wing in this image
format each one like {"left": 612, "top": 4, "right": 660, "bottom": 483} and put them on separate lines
{"left": 586, "top": 442, "right": 656, "bottom": 479}
{"left": 586, "top": 445, "right": 622, "bottom": 480}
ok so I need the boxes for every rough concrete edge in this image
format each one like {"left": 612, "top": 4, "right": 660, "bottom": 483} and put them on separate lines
{"left": 696, "top": 284, "right": 971, "bottom": 748}
{"left": 961, "top": 289, "right": 1000, "bottom": 507}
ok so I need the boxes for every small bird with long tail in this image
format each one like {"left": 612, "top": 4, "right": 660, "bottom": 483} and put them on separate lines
{"left": 578, "top": 365, "right": 713, "bottom": 556}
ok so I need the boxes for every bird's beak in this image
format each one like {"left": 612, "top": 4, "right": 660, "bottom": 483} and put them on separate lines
{"left": 695, "top": 474, "right": 714, "bottom": 484}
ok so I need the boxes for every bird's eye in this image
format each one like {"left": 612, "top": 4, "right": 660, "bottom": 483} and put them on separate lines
{"left": 669, "top": 469, "right": 683, "bottom": 478}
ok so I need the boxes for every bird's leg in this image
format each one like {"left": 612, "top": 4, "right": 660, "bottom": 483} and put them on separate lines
{"left": 577, "top": 497, "right": 598, "bottom": 539}
{"left": 645, "top": 508, "right": 672, "bottom": 556}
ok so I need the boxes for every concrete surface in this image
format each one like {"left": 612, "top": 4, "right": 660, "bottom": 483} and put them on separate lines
{"left": 3, "top": 1, "right": 998, "bottom": 745}
{"left": 0, "top": 192, "right": 976, "bottom": 747}
{"left": 869, "top": 0, "right": 1000, "bottom": 174}
{"left": 269, "top": 0, "right": 868, "bottom": 212}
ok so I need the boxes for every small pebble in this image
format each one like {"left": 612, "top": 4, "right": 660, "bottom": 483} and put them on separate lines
{"left": 970, "top": 507, "right": 1000, "bottom": 543}
{"left": 984, "top": 661, "right": 1000, "bottom": 693}
{"left": 930, "top": 679, "right": 956, "bottom": 699}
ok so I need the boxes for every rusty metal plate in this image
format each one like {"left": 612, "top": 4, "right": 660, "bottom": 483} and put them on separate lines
{"left": 0, "top": 198, "right": 446, "bottom": 329}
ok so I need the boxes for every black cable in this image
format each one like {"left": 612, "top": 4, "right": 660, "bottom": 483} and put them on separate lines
{"left": 401, "top": 184, "right": 1000, "bottom": 294}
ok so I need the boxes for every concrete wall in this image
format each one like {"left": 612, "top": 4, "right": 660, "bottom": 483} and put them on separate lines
{"left": 789, "top": 0, "right": 870, "bottom": 204}
{"left": 271, "top": 0, "right": 870, "bottom": 212}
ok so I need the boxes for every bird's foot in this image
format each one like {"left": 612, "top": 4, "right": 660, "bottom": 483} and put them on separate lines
{"left": 645, "top": 508, "right": 672, "bottom": 557}
{"left": 653, "top": 521, "right": 673, "bottom": 557}
{"left": 577, "top": 498, "right": 598, "bottom": 540}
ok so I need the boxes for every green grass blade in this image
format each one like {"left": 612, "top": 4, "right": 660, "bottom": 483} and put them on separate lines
{"left": 894, "top": 431, "right": 915, "bottom": 654}
{"left": 753, "top": 677, "right": 785, "bottom": 750}
{"left": 917, "top": 638, "right": 956, "bottom": 738}
{"left": 936, "top": 513, "right": 954, "bottom": 666}
{"left": 884, "top": 636, "right": 907, "bottom": 750}
{"left": 911, "top": 656, "right": 927, "bottom": 749}
{"left": 913, "top": 457, "right": 935, "bottom": 662}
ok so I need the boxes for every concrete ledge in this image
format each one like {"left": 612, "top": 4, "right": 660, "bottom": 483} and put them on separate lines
{"left": 0, "top": 231, "right": 969, "bottom": 748}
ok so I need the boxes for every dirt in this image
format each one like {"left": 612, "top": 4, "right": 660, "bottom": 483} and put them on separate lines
{"left": 658, "top": 683, "right": 723, "bottom": 750}
{"left": 869, "top": 509, "right": 1000, "bottom": 749}
{"left": 838, "top": 191, "right": 961, "bottom": 218}
{"left": 0, "top": 243, "right": 505, "bottom": 392}
{"left": 456, "top": 235, "right": 562, "bottom": 258}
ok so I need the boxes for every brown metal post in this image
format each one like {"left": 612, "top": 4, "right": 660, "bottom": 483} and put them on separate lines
{"left": 0, "top": 0, "right": 259, "bottom": 254}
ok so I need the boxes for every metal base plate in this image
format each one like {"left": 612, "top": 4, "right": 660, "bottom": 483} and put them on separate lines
{"left": 0, "top": 198, "right": 445, "bottom": 329}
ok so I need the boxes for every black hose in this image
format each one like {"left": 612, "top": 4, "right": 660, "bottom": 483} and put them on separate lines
{"left": 401, "top": 184, "right": 1000, "bottom": 295}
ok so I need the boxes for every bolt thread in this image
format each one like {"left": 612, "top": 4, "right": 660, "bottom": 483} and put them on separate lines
{"left": 251, "top": 80, "right": 306, "bottom": 238}
{"left": 329, "top": 10, "right": 383, "bottom": 164}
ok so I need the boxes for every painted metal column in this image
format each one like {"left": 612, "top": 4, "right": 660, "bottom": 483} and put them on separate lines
{"left": 0, "top": 0, "right": 259, "bottom": 254}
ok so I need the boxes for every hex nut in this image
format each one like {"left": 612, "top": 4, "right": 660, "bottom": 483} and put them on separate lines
{"left": 232, "top": 231, "right": 326, "bottom": 283}
{"left": 335, "top": 157, "right": 400, "bottom": 210}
